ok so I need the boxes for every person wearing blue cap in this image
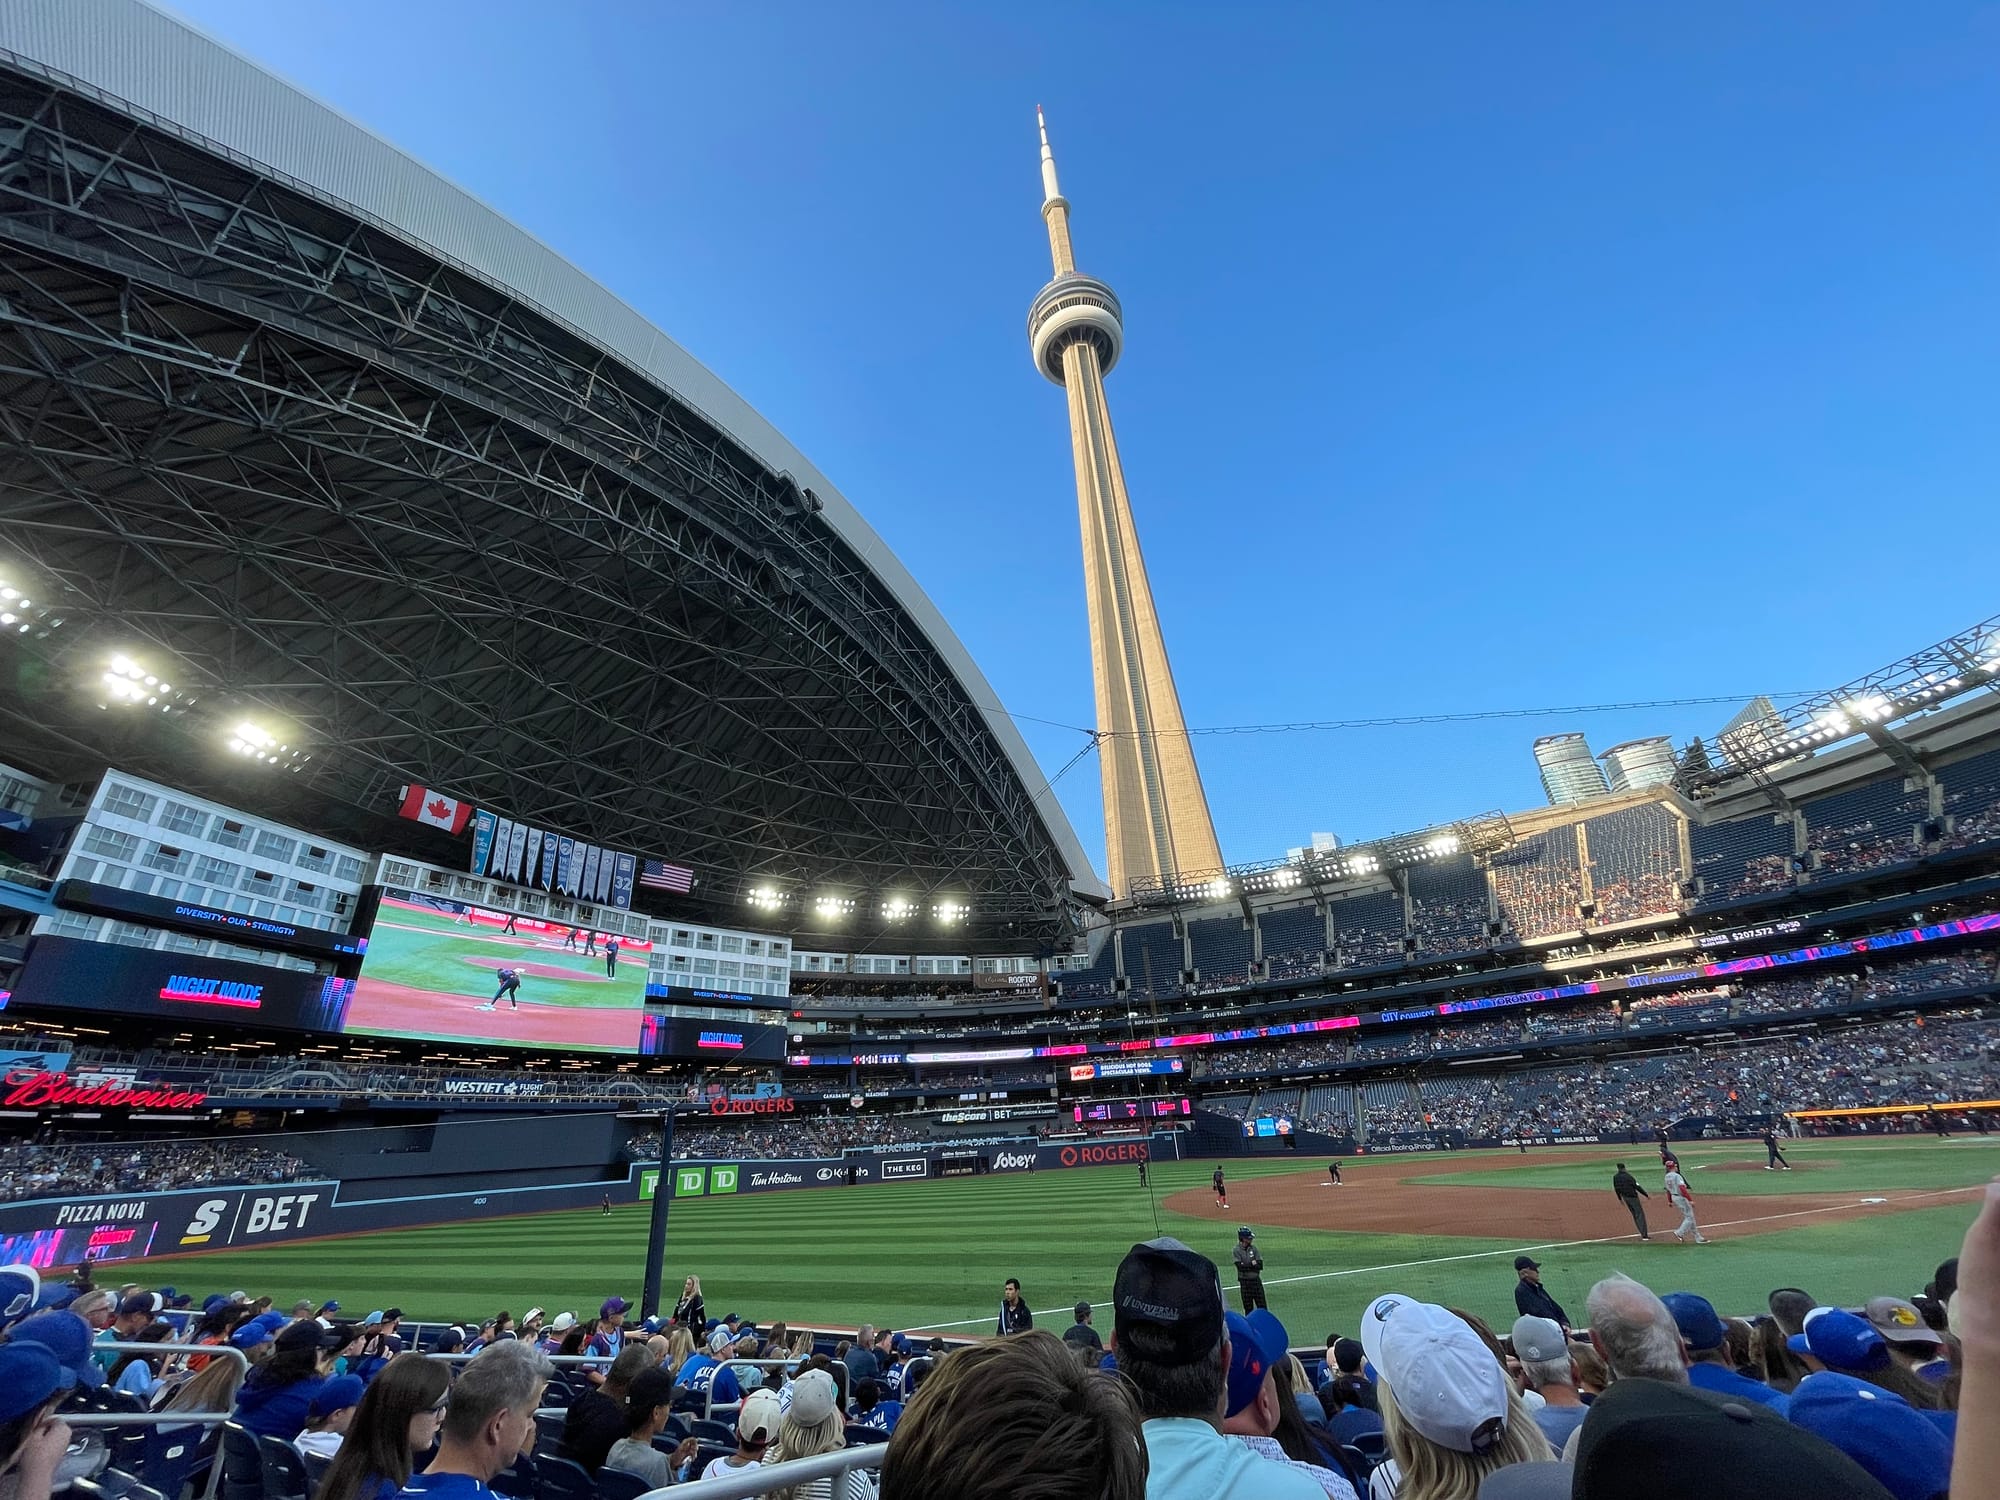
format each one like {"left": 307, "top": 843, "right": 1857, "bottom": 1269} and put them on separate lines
{"left": 1788, "top": 1371, "right": 1951, "bottom": 1500}
{"left": 298, "top": 1374, "right": 368, "bottom": 1460}
{"left": 6, "top": 1310, "right": 106, "bottom": 1395}
{"left": 1662, "top": 1293, "right": 1789, "bottom": 1414}
{"left": 1789, "top": 1308, "right": 1946, "bottom": 1412}
{"left": 0, "top": 1341, "right": 74, "bottom": 1500}
{"left": 1219, "top": 1309, "right": 1358, "bottom": 1500}
{"left": 0, "top": 1264, "right": 41, "bottom": 1328}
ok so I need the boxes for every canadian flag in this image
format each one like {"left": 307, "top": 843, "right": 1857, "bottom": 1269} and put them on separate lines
{"left": 397, "top": 785, "right": 472, "bottom": 834}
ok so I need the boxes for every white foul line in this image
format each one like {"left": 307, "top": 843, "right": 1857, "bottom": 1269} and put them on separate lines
{"left": 918, "top": 1184, "right": 1985, "bottom": 1331}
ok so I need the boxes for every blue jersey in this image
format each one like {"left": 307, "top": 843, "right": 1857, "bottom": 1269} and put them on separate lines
{"left": 856, "top": 1402, "right": 902, "bottom": 1434}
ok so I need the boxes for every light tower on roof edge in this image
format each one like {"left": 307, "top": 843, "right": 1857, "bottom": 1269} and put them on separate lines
{"left": 1025, "top": 108, "right": 1224, "bottom": 900}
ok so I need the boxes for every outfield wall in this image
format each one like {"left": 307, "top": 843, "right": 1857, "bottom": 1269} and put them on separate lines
{"left": 0, "top": 1133, "right": 1183, "bottom": 1270}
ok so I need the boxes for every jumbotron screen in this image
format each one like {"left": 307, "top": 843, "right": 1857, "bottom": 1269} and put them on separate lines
{"left": 345, "top": 890, "right": 653, "bottom": 1053}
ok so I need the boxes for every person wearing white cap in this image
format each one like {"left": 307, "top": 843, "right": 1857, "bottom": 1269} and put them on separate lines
{"left": 702, "top": 1388, "right": 780, "bottom": 1483}
{"left": 1357, "top": 1294, "right": 1552, "bottom": 1500}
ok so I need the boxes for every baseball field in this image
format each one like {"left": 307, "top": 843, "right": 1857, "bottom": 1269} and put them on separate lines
{"left": 344, "top": 896, "right": 649, "bottom": 1052}
{"left": 137, "top": 1138, "right": 1995, "bottom": 1341}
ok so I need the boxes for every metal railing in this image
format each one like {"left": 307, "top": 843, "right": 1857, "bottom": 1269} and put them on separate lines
{"left": 640, "top": 1445, "right": 885, "bottom": 1500}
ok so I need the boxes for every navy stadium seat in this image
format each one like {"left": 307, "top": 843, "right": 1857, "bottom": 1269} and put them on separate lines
{"left": 255, "top": 1434, "right": 308, "bottom": 1500}
{"left": 594, "top": 1468, "right": 655, "bottom": 1500}
{"left": 536, "top": 1455, "right": 597, "bottom": 1500}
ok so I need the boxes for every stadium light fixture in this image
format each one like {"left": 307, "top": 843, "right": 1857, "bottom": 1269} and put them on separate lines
{"left": 745, "top": 886, "right": 788, "bottom": 911}
{"left": 880, "top": 897, "right": 918, "bottom": 921}
{"left": 96, "top": 653, "right": 193, "bottom": 713}
{"left": 0, "top": 570, "right": 62, "bottom": 639}
{"left": 933, "top": 900, "right": 970, "bottom": 925}
{"left": 227, "top": 720, "right": 309, "bottom": 771}
{"left": 812, "top": 894, "right": 855, "bottom": 921}
{"left": 1204, "top": 877, "right": 1232, "bottom": 901}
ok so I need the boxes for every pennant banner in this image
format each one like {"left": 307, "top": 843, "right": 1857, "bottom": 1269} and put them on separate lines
{"left": 582, "top": 844, "right": 603, "bottom": 903}
{"left": 610, "top": 853, "right": 637, "bottom": 910}
{"left": 557, "top": 837, "right": 578, "bottom": 895}
{"left": 470, "top": 810, "right": 498, "bottom": 876}
{"left": 489, "top": 817, "right": 516, "bottom": 877}
{"left": 540, "top": 831, "right": 559, "bottom": 889}
{"left": 595, "top": 845, "right": 615, "bottom": 903}
{"left": 505, "top": 823, "right": 529, "bottom": 883}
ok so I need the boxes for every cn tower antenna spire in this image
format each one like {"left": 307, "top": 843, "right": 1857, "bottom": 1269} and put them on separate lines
{"left": 1022, "top": 110, "right": 1225, "bottom": 898}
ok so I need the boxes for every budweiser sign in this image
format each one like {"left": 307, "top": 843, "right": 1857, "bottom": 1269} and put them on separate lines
{"left": 708, "top": 1096, "right": 795, "bottom": 1115}
{"left": 2, "top": 1068, "right": 208, "bottom": 1111}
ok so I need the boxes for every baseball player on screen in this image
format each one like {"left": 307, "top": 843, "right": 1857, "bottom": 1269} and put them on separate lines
{"left": 479, "top": 967, "right": 522, "bottom": 1012}
{"left": 1664, "top": 1159, "right": 1709, "bottom": 1244}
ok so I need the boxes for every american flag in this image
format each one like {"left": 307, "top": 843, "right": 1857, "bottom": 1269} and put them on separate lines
{"left": 638, "top": 858, "right": 695, "bottom": 894}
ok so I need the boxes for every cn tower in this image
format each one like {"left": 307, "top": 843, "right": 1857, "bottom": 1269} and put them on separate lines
{"left": 1026, "top": 109, "right": 1224, "bottom": 899}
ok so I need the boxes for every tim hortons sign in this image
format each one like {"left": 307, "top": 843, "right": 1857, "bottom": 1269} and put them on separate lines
{"left": 2, "top": 1068, "right": 208, "bottom": 1111}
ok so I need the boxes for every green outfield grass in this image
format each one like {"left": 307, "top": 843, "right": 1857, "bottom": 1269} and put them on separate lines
{"left": 133, "top": 1142, "right": 1993, "bottom": 1343}
{"left": 359, "top": 902, "right": 645, "bottom": 1012}
{"left": 1415, "top": 1137, "right": 1998, "bottom": 1196}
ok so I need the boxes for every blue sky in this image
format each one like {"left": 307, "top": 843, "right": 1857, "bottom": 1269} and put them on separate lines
{"left": 167, "top": 1, "right": 1999, "bottom": 874}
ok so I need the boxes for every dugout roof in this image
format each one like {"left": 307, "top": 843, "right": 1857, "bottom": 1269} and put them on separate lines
{"left": 0, "top": 0, "right": 1106, "bottom": 943}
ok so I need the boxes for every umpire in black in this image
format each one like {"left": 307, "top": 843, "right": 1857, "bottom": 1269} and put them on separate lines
{"left": 1233, "top": 1227, "right": 1267, "bottom": 1312}
{"left": 1612, "top": 1162, "right": 1652, "bottom": 1241}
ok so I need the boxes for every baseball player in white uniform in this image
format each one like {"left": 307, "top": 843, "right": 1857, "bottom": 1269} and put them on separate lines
{"left": 1664, "top": 1161, "right": 1709, "bottom": 1244}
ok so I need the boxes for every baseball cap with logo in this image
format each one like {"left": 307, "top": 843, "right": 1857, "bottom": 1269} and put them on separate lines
{"left": 1857, "top": 1297, "right": 1940, "bottom": 1348}
{"left": 117, "top": 1292, "right": 155, "bottom": 1317}
{"left": 1508, "top": 1315, "right": 1567, "bottom": 1365}
{"left": 787, "top": 1368, "right": 839, "bottom": 1427}
{"left": 1360, "top": 1296, "right": 1510, "bottom": 1455}
{"left": 1224, "top": 1309, "right": 1291, "bottom": 1418}
{"left": 550, "top": 1312, "right": 577, "bottom": 1332}
{"left": 708, "top": 1326, "right": 734, "bottom": 1353}
{"left": 1573, "top": 1376, "right": 1894, "bottom": 1500}
{"left": 0, "top": 1264, "right": 39, "bottom": 1326}
{"left": 1112, "top": 1237, "right": 1225, "bottom": 1364}
{"left": 1788, "top": 1307, "right": 1888, "bottom": 1371}
{"left": 1787, "top": 1371, "right": 1951, "bottom": 1500}
{"left": 737, "top": 1388, "right": 782, "bottom": 1445}
{"left": 7, "top": 1310, "right": 104, "bottom": 1391}
{"left": 1661, "top": 1292, "right": 1727, "bottom": 1352}
{"left": 600, "top": 1296, "right": 630, "bottom": 1318}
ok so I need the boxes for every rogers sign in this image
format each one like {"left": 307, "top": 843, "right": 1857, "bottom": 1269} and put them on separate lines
{"left": 1058, "top": 1141, "right": 1150, "bottom": 1167}
{"left": 708, "top": 1097, "right": 795, "bottom": 1116}
{"left": 3, "top": 1069, "right": 207, "bottom": 1111}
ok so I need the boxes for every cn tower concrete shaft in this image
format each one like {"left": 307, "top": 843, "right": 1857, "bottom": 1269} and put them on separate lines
{"left": 1026, "top": 110, "right": 1223, "bottom": 899}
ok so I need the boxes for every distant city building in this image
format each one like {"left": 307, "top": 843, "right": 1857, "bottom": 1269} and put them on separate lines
{"left": 1600, "top": 737, "right": 1678, "bottom": 793}
{"left": 1534, "top": 733, "right": 1611, "bottom": 806}
{"left": 1716, "top": 695, "right": 1791, "bottom": 770}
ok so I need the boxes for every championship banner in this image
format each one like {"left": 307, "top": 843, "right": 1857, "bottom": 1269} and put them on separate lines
{"left": 488, "top": 818, "right": 515, "bottom": 876}
{"left": 505, "top": 823, "right": 529, "bottom": 883}
{"left": 557, "top": 837, "right": 578, "bottom": 895}
{"left": 582, "top": 844, "right": 603, "bottom": 901}
{"left": 540, "top": 832, "right": 559, "bottom": 889}
{"left": 610, "top": 853, "right": 636, "bottom": 910}
{"left": 470, "top": 811, "right": 499, "bottom": 876}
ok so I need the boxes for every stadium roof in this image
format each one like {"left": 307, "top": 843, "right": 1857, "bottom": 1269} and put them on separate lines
{"left": 0, "top": 0, "right": 1107, "bottom": 943}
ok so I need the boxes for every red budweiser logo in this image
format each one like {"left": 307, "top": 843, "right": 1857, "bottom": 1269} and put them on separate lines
{"left": 2, "top": 1069, "right": 208, "bottom": 1111}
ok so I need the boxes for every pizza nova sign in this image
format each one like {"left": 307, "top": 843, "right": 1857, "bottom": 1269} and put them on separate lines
{"left": 1, "top": 1068, "right": 208, "bottom": 1111}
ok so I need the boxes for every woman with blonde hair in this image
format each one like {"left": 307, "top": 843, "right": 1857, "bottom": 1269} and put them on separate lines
{"left": 766, "top": 1369, "right": 869, "bottom": 1500}
{"left": 662, "top": 1327, "right": 694, "bottom": 1379}
{"left": 1363, "top": 1297, "right": 1552, "bottom": 1500}
{"left": 671, "top": 1276, "right": 705, "bottom": 1332}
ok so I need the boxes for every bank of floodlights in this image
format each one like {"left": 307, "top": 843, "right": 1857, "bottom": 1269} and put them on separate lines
{"left": 745, "top": 887, "right": 790, "bottom": 912}
{"left": 0, "top": 572, "right": 65, "bottom": 639}
{"left": 811, "top": 894, "right": 855, "bottom": 921}
{"left": 96, "top": 653, "right": 197, "bottom": 714}
{"left": 227, "top": 720, "right": 310, "bottom": 772}
{"left": 1694, "top": 609, "right": 2000, "bottom": 792}
{"left": 880, "top": 897, "right": 918, "bottom": 921}
{"left": 932, "top": 900, "right": 970, "bottom": 925}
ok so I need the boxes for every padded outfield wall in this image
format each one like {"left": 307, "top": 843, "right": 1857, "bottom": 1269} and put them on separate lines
{"left": 0, "top": 1133, "right": 1184, "bottom": 1270}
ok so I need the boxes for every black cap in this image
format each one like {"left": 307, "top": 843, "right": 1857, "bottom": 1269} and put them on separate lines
{"left": 1513, "top": 1255, "right": 1540, "bottom": 1271}
{"left": 1074, "top": 1301, "right": 1093, "bottom": 1321}
{"left": 276, "top": 1320, "right": 351, "bottom": 1354}
{"left": 1574, "top": 1378, "right": 1895, "bottom": 1500}
{"left": 1113, "top": 1236, "right": 1225, "bottom": 1364}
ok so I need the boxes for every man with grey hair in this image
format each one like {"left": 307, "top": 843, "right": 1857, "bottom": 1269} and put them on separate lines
{"left": 401, "top": 1340, "right": 552, "bottom": 1497}
{"left": 1509, "top": 1314, "right": 1587, "bottom": 1452}
{"left": 1584, "top": 1273, "right": 1688, "bottom": 1385}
